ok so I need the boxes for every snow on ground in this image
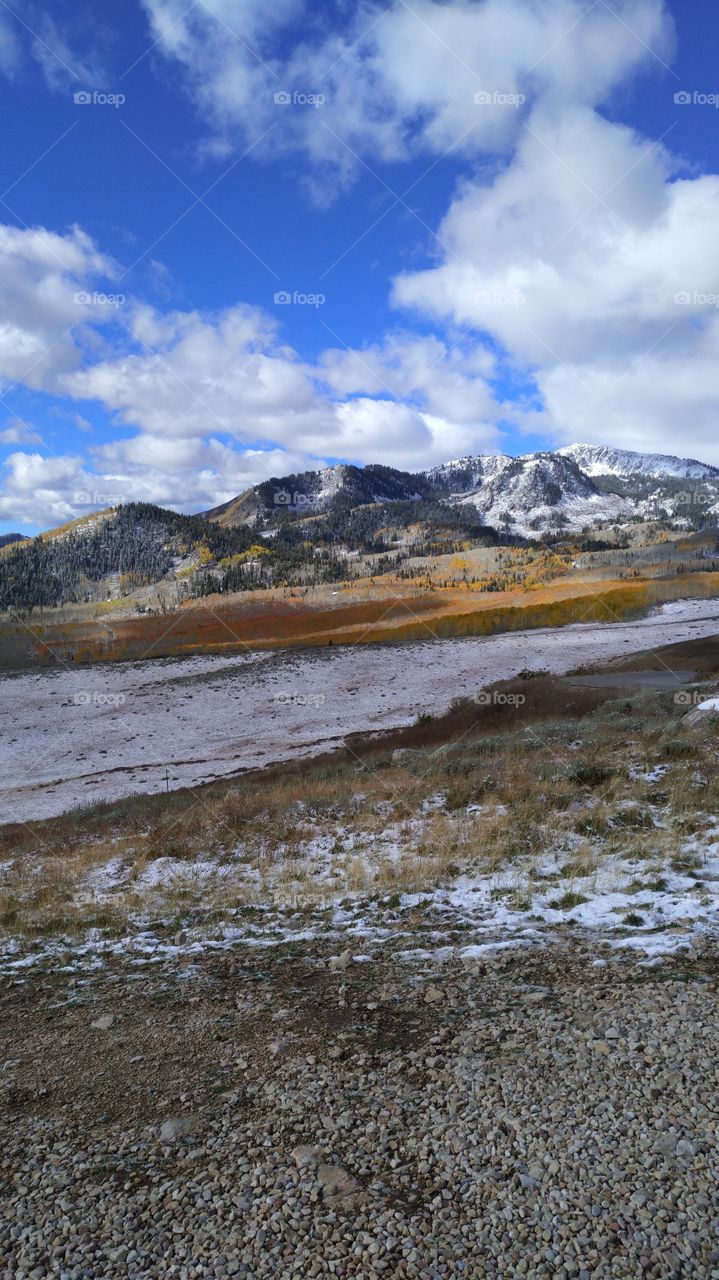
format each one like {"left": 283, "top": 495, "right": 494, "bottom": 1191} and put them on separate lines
{"left": 2, "top": 802, "right": 718, "bottom": 975}
{"left": 2, "top": 597, "right": 719, "bottom": 824}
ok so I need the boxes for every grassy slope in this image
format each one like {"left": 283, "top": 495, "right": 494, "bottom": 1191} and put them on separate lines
{"left": 1, "top": 634, "right": 717, "bottom": 948}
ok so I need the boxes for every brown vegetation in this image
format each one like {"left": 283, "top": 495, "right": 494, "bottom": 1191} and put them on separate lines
{"left": 1, "top": 569, "right": 718, "bottom": 669}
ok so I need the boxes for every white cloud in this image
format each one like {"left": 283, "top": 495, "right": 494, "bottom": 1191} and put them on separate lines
{"left": 64, "top": 302, "right": 333, "bottom": 445}
{"left": 0, "top": 450, "right": 97, "bottom": 528}
{"left": 392, "top": 103, "right": 719, "bottom": 464}
{"left": 138, "top": 0, "right": 673, "bottom": 186}
{"left": 64, "top": 302, "right": 504, "bottom": 471}
{"left": 318, "top": 333, "right": 498, "bottom": 425}
{"left": 0, "top": 419, "right": 43, "bottom": 446}
{"left": 0, "top": 223, "right": 118, "bottom": 392}
{"left": 0, "top": 439, "right": 319, "bottom": 528}
{"left": 538, "top": 319, "right": 719, "bottom": 463}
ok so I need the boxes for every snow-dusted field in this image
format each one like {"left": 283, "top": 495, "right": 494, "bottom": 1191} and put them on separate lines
{"left": 2, "top": 597, "right": 718, "bottom": 824}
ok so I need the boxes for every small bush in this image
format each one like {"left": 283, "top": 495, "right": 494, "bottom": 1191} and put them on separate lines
{"left": 548, "top": 891, "right": 589, "bottom": 910}
{"left": 570, "top": 762, "right": 613, "bottom": 787}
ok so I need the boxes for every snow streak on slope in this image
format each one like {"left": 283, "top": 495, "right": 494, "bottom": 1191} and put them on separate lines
{"left": 558, "top": 443, "right": 719, "bottom": 481}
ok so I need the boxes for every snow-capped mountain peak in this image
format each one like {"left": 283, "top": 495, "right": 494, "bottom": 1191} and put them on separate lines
{"left": 558, "top": 443, "right": 719, "bottom": 481}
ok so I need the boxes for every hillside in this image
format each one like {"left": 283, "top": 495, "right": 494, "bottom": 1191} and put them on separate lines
{"left": 2, "top": 441, "right": 718, "bottom": 617}
{"left": 0, "top": 533, "right": 26, "bottom": 550}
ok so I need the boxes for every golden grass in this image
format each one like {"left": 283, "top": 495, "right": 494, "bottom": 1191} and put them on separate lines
{"left": 1, "top": 678, "right": 717, "bottom": 941}
{"left": 3, "top": 561, "right": 718, "bottom": 668}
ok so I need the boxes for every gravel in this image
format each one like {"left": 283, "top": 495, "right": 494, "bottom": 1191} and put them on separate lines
{"left": 1, "top": 939, "right": 719, "bottom": 1278}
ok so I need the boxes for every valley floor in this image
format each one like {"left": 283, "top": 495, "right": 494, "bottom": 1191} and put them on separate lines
{"left": 3, "top": 596, "right": 719, "bottom": 824}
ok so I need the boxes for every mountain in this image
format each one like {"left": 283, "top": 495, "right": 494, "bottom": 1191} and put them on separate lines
{"left": 207, "top": 462, "right": 433, "bottom": 527}
{"left": 203, "top": 441, "right": 719, "bottom": 545}
{"left": 0, "top": 504, "right": 264, "bottom": 614}
{"left": 558, "top": 443, "right": 719, "bottom": 481}
{"left": 432, "top": 452, "right": 633, "bottom": 537}
{"left": 0, "top": 533, "right": 27, "bottom": 550}
{"left": 3, "top": 442, "right": 718, "bottom": 616}
{"left": 209, "top": 443, "right": 719, "bottom": 541}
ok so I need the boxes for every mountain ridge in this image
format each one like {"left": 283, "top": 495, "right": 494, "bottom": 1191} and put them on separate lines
{"left": 201, "top": 442, "right": 719, "bottom": 538}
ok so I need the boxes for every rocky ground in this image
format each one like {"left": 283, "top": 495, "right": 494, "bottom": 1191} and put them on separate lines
{"left": 2, "top": 937, "right": 719, "bottom": 1279}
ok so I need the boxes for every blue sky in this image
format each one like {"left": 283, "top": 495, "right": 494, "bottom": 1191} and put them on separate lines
{"left": 0, "top": 0, "right": 718, "bottom": 532}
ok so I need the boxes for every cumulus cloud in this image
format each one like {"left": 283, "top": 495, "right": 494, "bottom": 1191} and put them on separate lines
{"left": 0, "top": 223, "right": 118, "bottom": 393}
{"left": 392, "top": 102, "right": 719, "bottom": 462}
{"left": 0, "top": 450, "right": 98, "bottom": 529}
{"left": 0, "top": 438, "right": 320, "bottom": 529}
{"left": 63, "top": 302, "right": 504, "bottom": 470}
{"left": 64, "top": 302, "right": 333, "bottom": 445}
{"left": 538, "top": 320, "right": 719, "bottom": 460}
{"left": 318, "top": 333, "right": 498, "bottom": 425}
{"left": 0, "top": 419, "right": 43, "bottom": 446}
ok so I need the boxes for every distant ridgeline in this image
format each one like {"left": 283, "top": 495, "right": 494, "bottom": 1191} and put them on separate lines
{"left": 0, "top": 500, "right": 383, "bottom": 613}
{"left": 0, "top": 505, "right": 256, "bottom": 613}
{"left": 2, "top": 442, "right": 719, "bottom": 614}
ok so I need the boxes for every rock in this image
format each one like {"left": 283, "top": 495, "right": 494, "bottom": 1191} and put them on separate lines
{"left": 683, "top": 703, "right": 719, "bottom": 728}
{"left": 316, "top": 1163, "right": 364, "bottom": 1200}
{"left": 652, "top": 1134, "right": 677, "bottom": 1157}
{"left": 159, "top": 1116, "right": 197, "bottom": 1143}
{"left": 328, "top": 949, "right": 352, "bottom": 972}
{"left": 424, "top": 985, "right": 443, "bottom": 1005}
{"left": 90, "top": 1014, "right": 114, "bottom": 1031}
{"left": 676, "top": 1138, "right": 695, "bottom": 1158}
{"left": 292, "top": 1146, "right": 321, "bottom": 1169}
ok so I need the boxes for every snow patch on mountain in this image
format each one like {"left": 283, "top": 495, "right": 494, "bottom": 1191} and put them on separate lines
{"left": 445, "top": 453, "right": 633, "bottom": 537}
{"left": 558, "top": 443, "right": 719, "bottom": 481}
